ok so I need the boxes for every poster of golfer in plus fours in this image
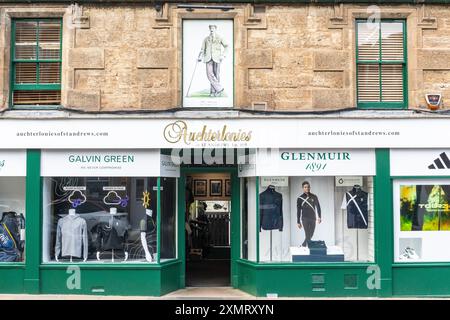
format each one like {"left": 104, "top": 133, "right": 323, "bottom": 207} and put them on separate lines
{"left": 183, "top": 20, "right": 233, "bottom": 108}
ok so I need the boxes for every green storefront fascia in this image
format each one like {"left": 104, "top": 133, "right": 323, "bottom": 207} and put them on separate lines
{"left": 0, "top": 149, "right": 449, "bottom": 297}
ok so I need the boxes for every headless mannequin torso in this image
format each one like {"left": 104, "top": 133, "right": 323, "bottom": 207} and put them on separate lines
{"left": 55, "top": 208, "right": 87, "bottom": 262}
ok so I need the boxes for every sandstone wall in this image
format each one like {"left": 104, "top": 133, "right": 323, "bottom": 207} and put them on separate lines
{"left": 0, "top": 3, "right": 448, "bottom": 111}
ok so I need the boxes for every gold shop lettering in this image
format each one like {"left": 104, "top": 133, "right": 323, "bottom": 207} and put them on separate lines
{"left": 164, "top": 120, "right": 252, "bottom": 145}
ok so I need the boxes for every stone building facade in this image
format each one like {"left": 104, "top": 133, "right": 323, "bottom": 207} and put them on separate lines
{"left": 0, "top": 2, "right": 449, "bottom": 112}
{"left": 0, "top": 1, "right": 449, "bottom": 298}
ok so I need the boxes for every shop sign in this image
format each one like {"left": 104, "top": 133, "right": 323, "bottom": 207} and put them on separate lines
{"left": 3, "top": 118, "right": 450, "bottom": 149}
{"left": 0, "top": 150, "right": 26, "bottom": 176}
{"left": 163, "top": 120, "right": 252, "bottom": 146}
{"left": 335, "top": 176, "right": 364, "bottom": 187}
{"left": 160, "top": 154, "right": 180, "bottom": 178}
{"left": 391, "top": 149, "right": 450, "bottom": 176}
{"left": 260, "top": 177, "right": 289, "bottom": 187}
{"left": 240, "top": 149, "right": 375, "bottom": 177}
{"left": 41, "top": 150, "right": 180, "bottom": 177}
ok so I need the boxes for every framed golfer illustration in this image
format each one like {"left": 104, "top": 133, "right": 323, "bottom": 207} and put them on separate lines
{"left": 183, "top": 19, "right": 234, "bottom": 108}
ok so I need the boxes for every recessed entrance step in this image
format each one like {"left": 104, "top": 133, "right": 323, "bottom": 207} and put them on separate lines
{"left": 163, "top": 287, "right": 255, "bottom": 300}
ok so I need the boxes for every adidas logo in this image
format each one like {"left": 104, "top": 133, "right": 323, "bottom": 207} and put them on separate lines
{"left": 428, "top": 152, "right": 450, "bottom": 170}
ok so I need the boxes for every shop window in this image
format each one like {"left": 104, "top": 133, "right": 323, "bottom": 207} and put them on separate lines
{"left": 160, "top": 177, "right": 177, "bottom": 261}
{"left": 241, "top": 177, "right": 257, "bottom": 261}
{"left": 257, "top": 176, "right": 374, "bottom": 263}
{"left": 42, "top": 177, "right": 160, "bottom": 263}
{"left": 356, "top": 19, "right": 407, "bottom": 109}
{"left": 11, "top": 19, "right": 62, "bottom": 107}
{"left": 0, "top": 177, "right": 26, "bottom": 262}
{"left": 394, "top": 180, "right": 450, "bottom": 262}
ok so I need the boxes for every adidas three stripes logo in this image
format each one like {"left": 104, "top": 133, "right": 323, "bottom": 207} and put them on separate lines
{"left": 429, "top": 152, "right": 450, "bottom": 170}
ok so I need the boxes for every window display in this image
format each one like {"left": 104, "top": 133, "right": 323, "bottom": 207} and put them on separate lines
{"left": 0, "top": 151, "right": 26, "bottom": 263}
{"left": 394, "top": 180, "right": 450, "bottom": 262}
{"left": 258, "top": 176, "right": 374, "bottom": 263}
{"left": 160, "top": 177, "right": 177, "bottom": 261}
{"left": 0, "top": 178, "right": 26, "bottom": 262}
{"left": 239, "top": 149, "right": 375, "bottom": 264}
{"left": 43, "top": 177, "right": 160, "bottom": 263}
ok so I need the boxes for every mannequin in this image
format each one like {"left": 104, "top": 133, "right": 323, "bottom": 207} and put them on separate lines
{"left": 55, "top": 208, "right": 88, "bottom": 262}
{"left": 297, "top": 181, "right": 322, "bottom": 247}
{"left": 341, "top": 184, "right": 369, "bottom": 260}
{"left": 140, "top": 209, "right": 153, "bottom": 262}
{"left": 259, "top": 184, "right": 283, "bottom": 261}
{"left": 96, "top": 207, "right": 129, "bottom": 262}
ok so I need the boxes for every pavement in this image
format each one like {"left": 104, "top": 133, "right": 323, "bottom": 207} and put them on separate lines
{"left": 0, "top": 287, "right": 446, "bottom": 300}
{"left": 0, "top": 287, "right": 254, "bottom": 300}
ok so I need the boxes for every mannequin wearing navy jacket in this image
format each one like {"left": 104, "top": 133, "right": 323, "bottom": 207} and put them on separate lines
{"left": 259, "top": 185, "right": 283, "bottom": 232}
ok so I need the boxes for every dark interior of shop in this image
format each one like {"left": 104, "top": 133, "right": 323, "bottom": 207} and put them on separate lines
{"left": 185, "top": 173, "right": 231, "bottom": 287}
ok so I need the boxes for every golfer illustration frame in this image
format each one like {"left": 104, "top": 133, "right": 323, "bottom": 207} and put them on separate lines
{"left": 182, "top": 19, "right": 234, "bottom": 108}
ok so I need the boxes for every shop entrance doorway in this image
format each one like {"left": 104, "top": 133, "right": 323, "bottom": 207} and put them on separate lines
{"left": 184, "top": 171, "right": 232, "bottom": 287}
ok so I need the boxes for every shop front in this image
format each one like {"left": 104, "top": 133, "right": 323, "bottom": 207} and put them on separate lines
{"left": 390, "top": 149, "right": 450, "bottom": 296}
{"left": 0, "top": 150, "right": 26, "bottom": 293}
{"left": 236, "top": 148, "right": 381, "bottom": 297}
{"left": 0, "top": 119, "right": 449, "bottom": 297}
{"left": 30, "top": 149, "right": 181, "bottom": 296}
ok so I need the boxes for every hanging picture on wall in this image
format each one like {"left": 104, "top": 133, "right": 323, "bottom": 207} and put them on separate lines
{"left": 210, "top": 180, "right": 223, "bottom": 197}
{"left": 194, "top": 179, "right": 207, "bottom": 197}
{"left": 182, "top": 19, "right": 234, "bottom": 108}
{"left": 225, "top": 179, "right": 231, "bottom": 196}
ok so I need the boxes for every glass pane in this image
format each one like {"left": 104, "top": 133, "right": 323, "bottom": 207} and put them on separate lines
{"left": 42, "top": 177, "right": 159, "bottom": 263}
{"left": 15, "top": 63, "right": 37, "bottom": 84}
{"left": 14, "top": 21, "right": 37, "bottom": 60}
{"left": 381, "top": 64, "right": 403, "bottom": 102}
{"left": 241, "top": 178, "right": 249, "bottom": 259}
{"left": 357, "top": 64, "right": 380, "bottom": 102}
{"left": 381, "top": 22, "right": 404, "bottom": 61}
{"left": 395, "top": 181, "right": 450, "bottom": 262}
{"left": 357, "top": 22, "right": 380, "bottom": 61}
{"left": 0, "top": 177, "right": 26, "bottom": 263}
{"left": 38, "top": 21, "right": 61, "bottom": 60}
{"left": 258, "top": 176, "right": 374, "bottom": 263}
{"left": 39, "top": 62, "right": 61, "bottom": 84}
{"left": 160, "top": 177, "right": 177, "bottom": 261}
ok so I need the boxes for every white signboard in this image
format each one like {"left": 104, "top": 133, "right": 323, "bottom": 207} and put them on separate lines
{"left": 183, "top": 20, "right": 234, "bottom": 108}
{"left": 41, "top": 150, "right": 179, "bottom": 177}
{"left": 160, "top": 154, "right": 180, "bottom": 178}
{"left": 0, "top": 150, "right": 26, "bottom": 176}
{"left": 241, "top": 149, "right": 375, "bottom": 177}
{"left": 1, "top": 118, "right": 450, "bottom": 149}
{"left": 335, "top": 176, "right": 364, "bottom": 187}
{"left": 391, "top": 149, "right": 450, "bottom": 176}
{"left": 260, "top": 177, "right": 289, "bottom": 187}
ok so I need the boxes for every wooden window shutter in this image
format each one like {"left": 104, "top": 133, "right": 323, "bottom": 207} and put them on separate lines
{"left": 357, "top": 64, "right": 380, "bottom": 102}
{"left": 12, "top": 19, "right": 61, "bottom": 106}
{"left": 357, "top": 21, "right": 405, "bottom": 106}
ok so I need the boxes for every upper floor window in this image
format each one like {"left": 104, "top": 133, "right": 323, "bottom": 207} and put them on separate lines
{"left": 356, "top": 20, "right": 407, "bottom": 109}
{"left": 11, "top": 19, "right": 62, "bottom": 108}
